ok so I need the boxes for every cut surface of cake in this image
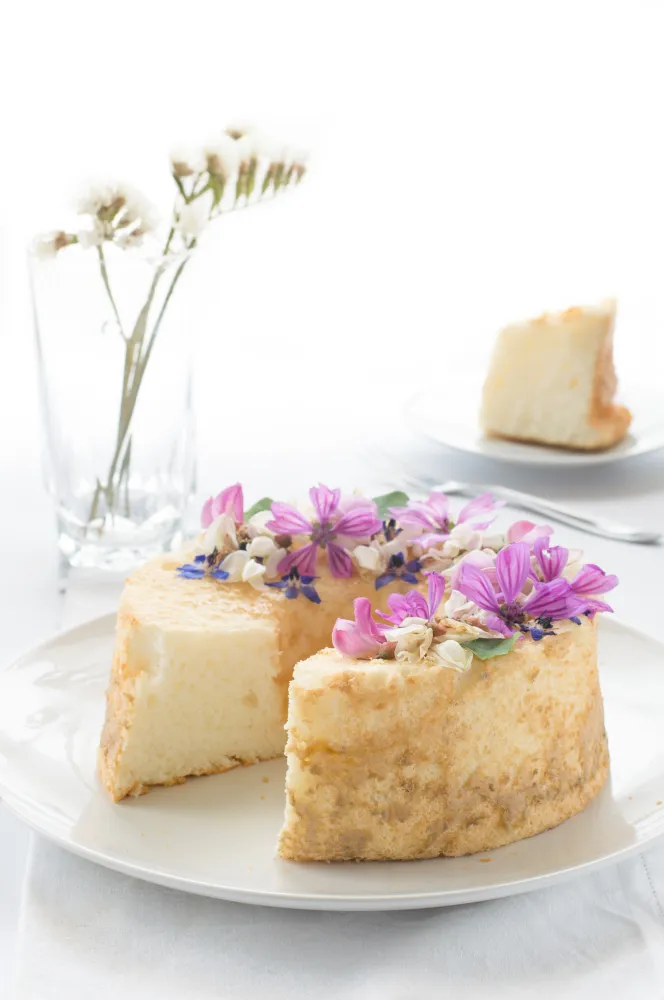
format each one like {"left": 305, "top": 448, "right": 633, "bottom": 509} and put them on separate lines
{"left": 480, "top": 299, "right": 631, "bottom": 451}
{"left": 279, "top": 618, "right": 608, "bottom": 861}
{"left": 99, "top": 553, "right": 413, "bottom": 801}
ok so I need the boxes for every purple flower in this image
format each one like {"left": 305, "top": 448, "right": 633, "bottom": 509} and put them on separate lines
{"left": 377, "top": 572, "right": 446, "bottom": 626}
{"left": 389, "top": 491, "right": 503, "bottom": 545}
{"left": 201, "top": 483, "right": 244, "bottom": 528}
{"left": 456, "top": 542, "right": 585, "bottom": 636}
{"left": 533, "top": 536, "right": 569, "bottom": 582}
{"left": 266, "top": 484, "right": 382, "bottom": 579}
{"left": 570, "top": 563, "right": 619, "bottom": 615}
{"left": 266, "top": 566, "right": 321, "bottom": 603}
{"left": 177, "top": 554, "right": 229, "bottom": 581}
{"left": 375, "top": 552, "right": 422, "bottom": 590}
{"left": 332, "top": 597, "right": 386, "bottom": 658}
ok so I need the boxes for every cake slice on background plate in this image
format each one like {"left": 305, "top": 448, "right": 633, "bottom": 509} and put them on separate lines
{"left": 480, "top": 299, "right": 631, "bottom": 450}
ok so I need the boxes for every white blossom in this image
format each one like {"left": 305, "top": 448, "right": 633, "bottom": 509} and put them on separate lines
{"left": 32, "top": 231, "right": 71, "bottom": 260}
{"left": 75, "top": 182, "right": 158, "bottom": 244}
{"left": 448, "top": 522, "right": 482, "bottom": 551}
{"left": 176, "top": 189, "right": 214, "bottom": 239}
{"left": 77, "top": 217, "right": 113, "bottom": 248}
{"left": 444, "top": 589, "right": 476, "bottom": 619}
{"left": 429, "top": 639, "right": 473, "bottom": 672}
{"left": 204, "top": 134, "right": 240, "bottom": 179}
{"left": 218, "top": 549, "right": 267, "bottom": 590}
{"left": 246, "top": 535, "right": 284, "bottom": 577}
{"left": 383, "top": 618, "right": 433, "bottom": 663}
{"left": 247, "top": 510, "right": 274, "bottom": 536}
{"left": 352, "top": 541, "right": 385, "bottom": 573}
{"left": 202, "top": 512, "right": 237, "bottom": 556}
{"left": 170, "top": 145, "right": 206, "bottom": 177}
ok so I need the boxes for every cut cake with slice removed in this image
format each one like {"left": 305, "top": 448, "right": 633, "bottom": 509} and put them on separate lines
{"left": 278, "top": 616, "right": 609, "bottom": 861}
{"left": 99, "top": 553, "right": 415, "bottom": 801}
{"left": 480, "top": 299, "right": 631, "bottom": 451}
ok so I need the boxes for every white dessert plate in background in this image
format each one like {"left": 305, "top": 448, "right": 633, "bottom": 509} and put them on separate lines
{"left": 1, "top": 614, "right": 664, "bottom": 911}
{"left": 405, "top": 379, "right": 664, "bottom": 466}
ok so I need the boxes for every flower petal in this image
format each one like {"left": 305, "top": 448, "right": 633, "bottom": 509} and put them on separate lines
{"left": 448, "top": 548, "right": 496, "bottom": 592}
{"left": 457, "top": 492, "right": 504, "bottom": 525}
{"left": 376, "top": 591, "right": 429, "bottom": 626}
{"left": 581, "top": 598, "right": 614, "bottom": 615}
{"left": 533, "top": 536, "right": 569, "bottom": 582}
{"left": 388, "top": 506, "right": 433, "bottom": 530}
{"left": 522, "top": 578, "right": 586, "bottom": 620}
{"left": 334, "top": 507, "right": 383, "bottom": 537}
{"left": 571, "top": 564, "right": 619, "bottom": 597}
{"left": 214, "top": 483, "right": 244, "bottom": 522}
{"left": 431, "top": 639, "right": 474, "bottom": 672}
{"left": 277, "top": 543, "right": 318, "bottom": 577}
{"left": 326, "top": 542, "right": 353, "bottom": 578}
{"left": 201, "top": 496, "right": 215, "bottom": 529}
{"left": 310, "top": 483, "right": 341, "bottom": 524}
{"left": 484, "top": 613, "right": 514, "bottom": 637}
{"left": 495, "top": 542, "right": 530, "bottom": 604}
{"left": 455, "top": 562, "right": 501, "bottom": 613}
{"left": 266, "top": 502, "right": 312, "bottom": 536}
{"left": 332, "top": 597, "right": 384, "bottom": 658}
{"left": 425, "top": 572, "right": 446, "bottom": 619}
{"left": 506, "top": 520, "right": 554, "bottom": 544}
{"left": 301, "top": 584, "right": 322, "bottom": 604}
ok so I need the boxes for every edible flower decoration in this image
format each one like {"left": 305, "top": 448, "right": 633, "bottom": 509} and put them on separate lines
{"left": 389, "top": 491, "right": 504, "bottom": 549}
{"left": 175, "top": 482, "right": 619, "bottom": 635}
{"left": 332, "top": 573, "right": 484, "bottom": 672}
{"left": 266, "top": 484, "right": 382, "bottom": 578}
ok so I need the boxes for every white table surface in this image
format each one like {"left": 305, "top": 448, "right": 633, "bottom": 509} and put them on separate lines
{"left": 1, "top": 433, "right": 664, "bottom": 997}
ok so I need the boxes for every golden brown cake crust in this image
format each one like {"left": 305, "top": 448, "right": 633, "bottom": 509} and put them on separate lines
{"left": 279, "top": 618, "right": 609, "bottom": 861}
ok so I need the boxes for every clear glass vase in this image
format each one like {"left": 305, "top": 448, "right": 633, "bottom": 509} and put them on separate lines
{"left": 30, "top": 241, "right": 196, "bottom": 578}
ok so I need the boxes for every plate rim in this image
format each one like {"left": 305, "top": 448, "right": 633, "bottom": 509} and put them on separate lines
{"left": 1, "top": 613, "right": 662, "bottom": 911}
{"left": 404, "top": 387, "right": 664, "bottom": 467}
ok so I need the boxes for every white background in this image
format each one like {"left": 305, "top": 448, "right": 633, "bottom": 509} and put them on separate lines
{"left": 1, "top": 2, "right": 664, "bottom": 995}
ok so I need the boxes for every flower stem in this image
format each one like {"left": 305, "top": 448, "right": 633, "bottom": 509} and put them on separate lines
{"left": 87, "top": 227, "right": 186, "bottom": 532}
{"left": 96, "top": 245, "right": 125, "bottom": 340}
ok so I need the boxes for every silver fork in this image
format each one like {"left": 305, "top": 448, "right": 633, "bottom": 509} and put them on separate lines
{"left": 394, "top": 474, "right": 662, "bottom": 545}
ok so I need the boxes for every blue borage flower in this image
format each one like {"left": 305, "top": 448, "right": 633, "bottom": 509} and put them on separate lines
{"left": 375, "top": 552, "right": 422, "bottom": 590}
{"left": 266, "top": 567, "right": 321, "bottom": 603}
{"left": 177, "top": 553, "right": 229, "bottom": 581}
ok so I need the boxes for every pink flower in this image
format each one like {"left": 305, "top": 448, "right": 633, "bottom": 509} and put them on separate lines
{"left": 570, "top": 563, "right": 619, "bottom": 614}
{"left": 456, "top": 542, "right": 586, "bottom": 637}
{"left": 506, "top": 520, "right": 554, "bottom": 545}
{"left": 332, "top": 597, "right": 385, "bottom": 659}
{"left": 533, "top": 536, "right": 569, "bottom": 582}
{"left": 266, "top": 483, "right": 382, "bottom": 579}
{"left": 201, "top": 483, "right": 244, "bottom": 528}
{"left": 448, "top": 548, "right": 496, "bottom": 592}
{"left": 389, "top": 491, "right": 503, "bottom": 548}
{"left": 376, "top": 572, "right": 446, "bottom": 626}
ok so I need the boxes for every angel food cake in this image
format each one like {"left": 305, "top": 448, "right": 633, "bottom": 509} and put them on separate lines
{"left": 481, "top": 299, "right": 631, "bottom": 451}
{"left": 99, "top": 482, "right": 618, "bottom": 861}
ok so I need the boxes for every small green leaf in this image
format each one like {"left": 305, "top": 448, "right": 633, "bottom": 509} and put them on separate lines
{"left": 245, "top": 497, "right": 274, "bottom": 519}
{"left": 460, "top": 636, "right": 516, "bottom": 660}
{"left": 372, "top": 490, "right": 409, "bottom": 519}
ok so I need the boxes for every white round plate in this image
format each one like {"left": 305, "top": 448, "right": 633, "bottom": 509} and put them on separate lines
{"left": 405, "top": 378, "right": 664, "bottom": 466}
{"left": 1, "top": 614, "right": 664, "bottom": 911}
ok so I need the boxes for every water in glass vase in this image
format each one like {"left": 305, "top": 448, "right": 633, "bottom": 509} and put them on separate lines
{"left": 31, "top": 240, "right": 196, "bottom": 577}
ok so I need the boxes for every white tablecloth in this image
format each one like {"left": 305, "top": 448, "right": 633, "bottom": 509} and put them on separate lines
{"left": 6, "top": 442, "right": 664, "bottom": 999}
